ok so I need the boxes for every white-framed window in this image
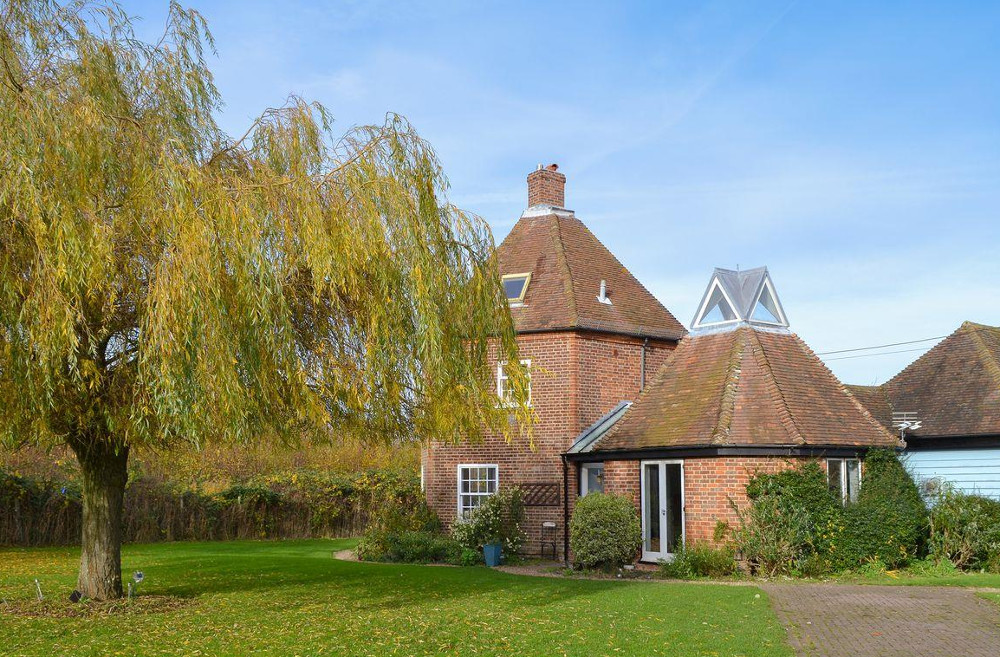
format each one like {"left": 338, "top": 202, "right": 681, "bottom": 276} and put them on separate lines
{"left": 497, "top": 359, "right": 531, "bottom": 406}
{"left": 580, "top": 463, "right": 604, "bottom": 496}
{"left": 828, "top": 458, "right": 861, "bottom": 505}
{"left": 693, "top": 278, "right": 740, "bottom": 328}
{"left": 457, "top": 464, "right": 498, "bottom": 517}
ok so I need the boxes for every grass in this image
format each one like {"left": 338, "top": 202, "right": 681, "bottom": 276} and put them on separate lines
{"left": 981, "top": 593, "right": 1000, "bottom": 609}
{"left": 831, "top": 560, "right": 1000, "bottom": 589}
{"left": 0, "top": 539, "right": 792, "bottom": 657}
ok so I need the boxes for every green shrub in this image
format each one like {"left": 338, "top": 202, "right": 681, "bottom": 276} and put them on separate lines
{"left": 569, "top": 493, "right": 641, "bottom": 570}
{"left": 684, "top": 542, "right": 738, "bottom": 577}
{"left": 356, "top": 528, "right": 391, "bottom": 561}
{"left": 451, "top": 487, "right": 526, "bottom": 555}
{"left": 905, "top": 556, "right": 961, "bottom": 578}
{"left": 835, "top": 450, "right": 927, "bottom": 569}
{"left": 928, "top": 487, "right": 1000, "bottom": 571}
{"left": 659, "top": 542, "right": 737, "bottom": 579}
{"left": 729, "top": 454, "right": 929, "bottom": 575}
{"left": 357, "top": 529, "right": 463, "bottom": 564}
{"left": 459, "top": 547, "right": 483, "bottom": 566}
{"left": 729, "top": 462, "right": 839, "bottom": 575}
{"left": 357, "top": 492, "right": 449, "bottom": 563}
{"left": 729, "top": 492, "right": 813, "bottom": 576}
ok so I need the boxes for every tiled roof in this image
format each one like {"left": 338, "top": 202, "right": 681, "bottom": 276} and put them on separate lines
{"left": 496, "top": 210, "right": 686, "bottom": 340}
{"left": 592, "top": 325, "right": 898, "bottom": 451}
{"left": 845, "top": 384, "right": 894, "bottom": 429}
{"left": 877, "top": 321, "right": 1000, "bottom": 438}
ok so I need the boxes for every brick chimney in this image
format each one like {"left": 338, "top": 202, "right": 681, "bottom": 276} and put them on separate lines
{"left": 527, "top": 163, "right": 566, "bottom": 208}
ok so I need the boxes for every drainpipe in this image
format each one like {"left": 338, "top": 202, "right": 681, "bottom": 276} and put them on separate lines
{"left": 561, "top": 455, "right": 571, "bottom": 565}
{"left": 640, "top": 337, "right": 649, "bottom": 391}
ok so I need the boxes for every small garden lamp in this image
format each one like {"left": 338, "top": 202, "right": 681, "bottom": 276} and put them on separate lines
{"left": 128, "top": 571, "right": 144, "bottom": 600}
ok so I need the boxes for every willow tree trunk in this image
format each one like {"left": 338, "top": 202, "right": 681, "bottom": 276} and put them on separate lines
{"left": 71, "top": 439, "right": 129, "bottom": 600}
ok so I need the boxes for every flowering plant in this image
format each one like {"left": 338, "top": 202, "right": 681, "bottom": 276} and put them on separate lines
{"left": 452, "top": 487, "right": 526, "bottom": 554}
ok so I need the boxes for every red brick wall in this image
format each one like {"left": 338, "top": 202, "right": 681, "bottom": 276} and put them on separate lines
{"left": 595, "top": 456, "right": 807, "bottom": 551}
{"left": 422, "top": 331, "right": 675, "bottom": 557}
{"left": 681, "top": 457, "right": 803, "bottom": 544}
{"left": 575, "top": 335, "right": 673, "bottom": 432}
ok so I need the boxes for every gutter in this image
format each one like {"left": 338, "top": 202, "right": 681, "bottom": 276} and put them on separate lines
{"left": 563, "top": 443, "right": 895, "bottom": 463}
{"left": 513, "top": 325, "right": 685, "bottom": 342}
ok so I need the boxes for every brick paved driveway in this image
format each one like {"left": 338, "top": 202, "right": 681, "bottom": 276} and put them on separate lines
{"left": 763, "top": 583, "right": 1000, "bottom": 657}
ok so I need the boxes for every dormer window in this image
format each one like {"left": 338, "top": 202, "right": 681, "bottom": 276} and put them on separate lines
{"left": 502, "top": 273, "right": 531, "bottom": 304}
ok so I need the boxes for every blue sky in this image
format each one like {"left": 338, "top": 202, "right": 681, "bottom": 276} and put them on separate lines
{"left": 127, "top": 0, "right": 1000, "bottom": 384}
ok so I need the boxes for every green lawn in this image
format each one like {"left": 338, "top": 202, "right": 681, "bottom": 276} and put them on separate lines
{"left": 834, "top": 567, "right": 1000, "bottom": 589}
{"left": 0, "top": 540, "right": 791, "bottom": 656}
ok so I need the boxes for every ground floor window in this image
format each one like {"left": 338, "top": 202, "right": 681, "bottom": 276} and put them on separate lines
{"left": 458, "top": 464, "right": 498, "bottom": 517}
{"left": 579, "top": 463, "right": 604, "bottom": 496}
{"left": 827, "top": 458, "right": 861, "bottom": 504}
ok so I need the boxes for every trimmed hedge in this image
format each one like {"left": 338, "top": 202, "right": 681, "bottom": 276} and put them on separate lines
{"left": 569, "top": 492, "right": 641, "bottom": 570}
{"left": 0, "top": 468, "right": 421, "bottom": 546}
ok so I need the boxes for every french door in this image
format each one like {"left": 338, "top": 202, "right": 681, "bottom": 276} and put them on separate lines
{"left": 640, "top": 460, "right": 685, "bottom": 562}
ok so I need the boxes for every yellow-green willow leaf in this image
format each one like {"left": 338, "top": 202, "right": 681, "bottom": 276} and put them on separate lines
{"left": 0, "top": 0, "right": 531, "bottom": 600}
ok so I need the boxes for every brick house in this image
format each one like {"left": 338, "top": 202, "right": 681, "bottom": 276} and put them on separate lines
{"left": 422, "top": 165, "right": 899, "bottom": 562}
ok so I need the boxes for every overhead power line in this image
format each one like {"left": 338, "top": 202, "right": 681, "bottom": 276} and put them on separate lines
{"left": 816, "top": 335, "right": 948, "bottom": 356}
{"left": 823, "top": 346, "right": 933, "bottom": 362}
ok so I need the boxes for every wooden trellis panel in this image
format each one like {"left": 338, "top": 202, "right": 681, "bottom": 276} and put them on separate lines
{"left": 518, "top": 482, "right": 560, "bottom": 507}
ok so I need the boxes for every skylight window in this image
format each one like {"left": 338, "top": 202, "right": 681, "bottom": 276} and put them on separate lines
{"left": 751, "top": 283, "right": 783, "bottom": 324}
{"left": 502, "top": 273, "right": 531, "bottom": 304}
{"left": 696, "top": 283, "right": 737, "bottom": 326}
{"left": 691, "top": 267, "right": 789, "bottom": 331}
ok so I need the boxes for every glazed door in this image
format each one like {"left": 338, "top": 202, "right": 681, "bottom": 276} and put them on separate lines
{"left": 640, "top": 461, "right": 684, "bottom": 562}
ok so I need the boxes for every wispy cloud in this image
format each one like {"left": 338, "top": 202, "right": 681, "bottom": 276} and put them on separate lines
{"left": 122, "top": 0, "right": 1000, "bottom": 385}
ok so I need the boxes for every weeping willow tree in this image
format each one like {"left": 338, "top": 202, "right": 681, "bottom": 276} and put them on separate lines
{"left": 0, "top": 0, "right": 530, "bottom": 600}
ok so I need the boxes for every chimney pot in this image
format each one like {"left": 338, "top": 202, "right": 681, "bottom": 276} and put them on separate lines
{"left": 526, "top": 163, "right": 566, "bottom": 208}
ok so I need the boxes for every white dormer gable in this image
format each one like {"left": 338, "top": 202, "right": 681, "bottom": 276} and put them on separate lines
{"left": 691, "top": 266, "right": 789, "bottom": 331}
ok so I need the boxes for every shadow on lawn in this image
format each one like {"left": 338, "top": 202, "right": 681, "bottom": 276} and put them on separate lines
{"left": 3, "top": 541, "right": 630, "bottom": 612}
{"left": 153, "top": 549, "right": 626, "bottom": 612}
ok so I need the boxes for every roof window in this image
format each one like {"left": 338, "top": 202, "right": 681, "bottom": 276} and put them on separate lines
{"left": 751, "top": 280, "right": 784, "bottom": 325}
{"left": 696, "top": 281, "right": 738, "bottom": 326}
{"left": 691, "top": 266, "right": 789, "bottom": 331}
{"left": 502, "top": 273, "right": 531, "bottom": 304}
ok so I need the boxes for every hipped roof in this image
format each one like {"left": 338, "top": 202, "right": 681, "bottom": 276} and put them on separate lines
{"left": 852, "top": 321, "right": 1000, "bottom": 438}
{"left": 591, "top": 325, "right": 898, "bottom": 452}
{"left": 496, "top": 211, "right": 686, "bottom": 341}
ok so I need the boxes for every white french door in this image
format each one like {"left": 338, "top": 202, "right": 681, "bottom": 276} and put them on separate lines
{"left": 640, "top": 460, "right": 685, "bottom": 562}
